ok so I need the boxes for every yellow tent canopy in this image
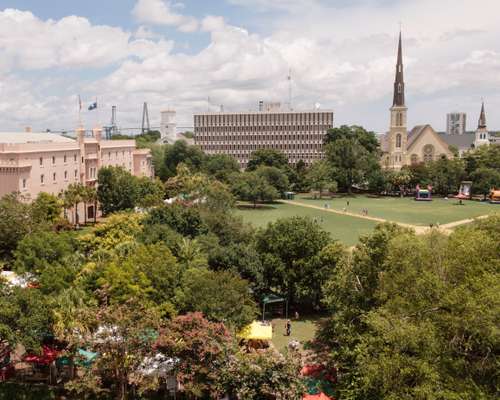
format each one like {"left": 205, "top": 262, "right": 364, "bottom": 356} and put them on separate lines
{"left": 237, "top": 321, "right": 273, "bottom": 340}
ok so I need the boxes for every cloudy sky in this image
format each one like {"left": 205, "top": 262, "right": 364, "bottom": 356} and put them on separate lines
{"left": 0, "top": 0, "right": 499, "bottom": 134}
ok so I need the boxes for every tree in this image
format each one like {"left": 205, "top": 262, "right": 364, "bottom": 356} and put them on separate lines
{"left": 306, "top": 160, "right": 335, "bottom": 198}
{"left": 202, "top": 154, "right": 240, "bottom": 183}
{"left": 176, "top": 268, "right": 257, "bottom": 329}
{"left": 163, "top": 141, "right": 205, "bottom": 178}
{"left": 80, "top": 185, "right": 98, "bottom": 224}
{"left": 219, "top": 349, "right": 305, "bottom": 400}
{"left": 389, "top": 169, "right": 412, "bottom": 197}
{"left": 156, "top": 312, "right": 234, "bottom": 399}
{"left": 315, "top": 220, "right": 499, "bottom": 399}
{"left": 145, "top": 204, "right": 208, "bottom": 238}
{"left": 97, "top": 166, "right": 138, "bottom": 215}
{"left": 230, "top": 171, "right": 279, "bottom": 208}
{"left": 136, "top": 177, "right": 165, "bottom": 208}
{"left": 255, "top": 165, "right": 290, "bottom": 194}
{"left": 470, "top": 167, "right": 500, "bottom": 198}
{"left": 427, "top": 157, "right": 465, "bottom": 196}
{"left": 203, "top": 180, "right": 236, "bottom": 213}
{"left": 325, "top": 125, "right": 381, "bottom": 193}
{"left": 246, "top": 149, "right": 288, "bottom": 171}
{"left": 63, "top": 183, "right": 86, "bottom": 225}
{"left": 32, "top": 192, "right": 63, "bottom": 224}
{"left": 255, "top": 216, "right": 331, "bottom": 305}
{"left": 66, "top": 299, "right": 163, "bottom": 400}
{"left": 0, "top": 193, "right": 43, "bottom": 260}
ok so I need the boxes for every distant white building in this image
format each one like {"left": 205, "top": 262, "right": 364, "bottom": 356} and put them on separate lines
{"left": 446, "top": 112, "right": 466, "bottom": 135}
{"left": 160, "top": 110, "right": 177, "bottom": 144}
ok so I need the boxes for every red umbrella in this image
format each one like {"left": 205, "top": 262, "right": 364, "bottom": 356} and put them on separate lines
{"left": 301, "top": 364, "right": 325, "bottom": 377}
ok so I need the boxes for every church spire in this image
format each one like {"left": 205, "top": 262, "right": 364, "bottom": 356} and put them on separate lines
{"left": 478, "top": 101, "right": 487, "bottom": 129}
{"left": 392, "top": 30, "right": 405, "bottom": 107}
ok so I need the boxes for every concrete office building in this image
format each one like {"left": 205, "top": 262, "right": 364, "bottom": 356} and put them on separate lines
{"left": 0, "top": 127, "right": 153, "bottom": 216}
{"left": 193, "top": 103, "right": 334, "bottom": 168}
{"left": 446, "top": 112, "right": 467, "bottom": 135}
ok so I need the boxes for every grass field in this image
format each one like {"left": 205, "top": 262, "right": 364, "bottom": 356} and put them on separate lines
{"left": 293, "top": 194, "right": 498, "bottom": 226}
{"left": 271, "top": 317, "right": 320, "bottom": 352}
{"left": 235, "top": 202, "right": 378, "bottom": 246}
{"left": 235, "top": 194, "right": 498, "bottom": 246}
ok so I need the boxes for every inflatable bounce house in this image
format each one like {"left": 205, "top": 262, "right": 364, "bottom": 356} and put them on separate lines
{"left": 415, "top": 184, "right": 432, "bottom": 201}
{"left": 455, "top": 181, "right": 472, "bottom": 200}
{"left": 489, "top": 188, "right": 500, "bottom": 204}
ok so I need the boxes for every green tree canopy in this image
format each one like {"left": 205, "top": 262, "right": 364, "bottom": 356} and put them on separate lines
{"left": 246, "top": 148, "right": 289, "bottom": 171}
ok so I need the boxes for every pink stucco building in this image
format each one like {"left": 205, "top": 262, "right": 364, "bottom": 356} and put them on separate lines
{"left": 0, "top": 127, "right": 153, "bottom": 207}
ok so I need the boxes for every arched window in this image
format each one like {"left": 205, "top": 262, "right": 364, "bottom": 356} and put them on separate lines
{"left": 396, "top": 133, "right": 402, "bottom": 148}
{"left": 411, "top": 154, "right": 418, "bottom": 165}
{"left": 398, "top": 83, "right": 402, "bottom": 93}
{"left": 423, "top": 144, "right": 434, "bottom": 163}
{"left": 396, "top": 112, "right": 403, "bottom": 126}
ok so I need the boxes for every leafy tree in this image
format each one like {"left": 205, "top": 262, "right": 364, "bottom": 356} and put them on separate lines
{"left": 136, "top": 176, "right": 165, "bottom": 208}
{"left": 427, "top": 157, "right": 465, "bottom": 196}
{"left": 255, "top": 216, "right": 331, "bottom": 305}
{"left": 246, "top": 148, "right": 288, "bottom": 171}
{"left": 306, "top": 160, "right": 335, "bottom": 198}
{"left": 470, "top": 167, "right": 500, "bottom": 198}
{"left": 97, "top": 166, "right": 138, "bottom": 215}
{"left": 32, "top": 192, "right": 63, "bottom": 224}
{"left": 0, "top": 286, "right": 53, "bottom": 353}
{"left": 156, "top": 312, "right": 234, "bottom": 399}
{"left": 63, "top": 183, "right": 86, "bottom": 225}
{"left": 0, "top": 193, "right": 43, "bottom": 260}
{"left": 203, "top": 180, "right": 236, "bottom": 213}
{"left": 163, "top": 141, "right": 205, "bottom": 178}
{"left": 388, "top": 169, "right": 412, "bottom": 196}
{"left": 176, "top": 268, "right": 257, "bottom": 329}
{"left": 255, "top": 165, "right": 290, "bottom": 194}
{"left": 230, "top": 171, "right": 279, "bottom": 208}
{"left": 79, "top": 213, "right": 144, "bottom": 253}
{"left": 219, "top": 349, "right": 305, "bottom": 400}
{"left": 202, "top": 154, "right": 240, "bottom": 182}
{"left": 175, "top": 238, "right": 208, "bottom": 269}
{"left": 145, "top": 204, "right": 208, "bottom": 238}
{"left": 14, "top": 231, "right": 74, "bottom": 274}
{"left": 324, "top": 125, "right": 381, "bottom": 193}
{"left": 66, "top": 299, "right": 163, "bottom": 400}
{"left": 464, "top": 144, "right": 500, "bottom": 176}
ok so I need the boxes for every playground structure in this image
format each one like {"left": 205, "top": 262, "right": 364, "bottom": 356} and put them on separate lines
{"left": 490, "top": 188, "right": 500, "bottom": 204}
{"left": 415, "top": 184, "right": 432, "bottom": 201}
{"left": 456, "top": 181, "right": 472, "bottom": 200}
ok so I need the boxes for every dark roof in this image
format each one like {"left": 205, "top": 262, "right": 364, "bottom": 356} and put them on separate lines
{"left": 407, "top": 125, "right": 427, "bottom": 147}
{"left": 438, "top": 132, "right": 475, "bottom": 150}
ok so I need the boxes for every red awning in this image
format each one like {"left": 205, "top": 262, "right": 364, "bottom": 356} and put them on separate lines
{"left": 24, "top": 345, "right": 59, "bottom": 366}
{"left": 303, "top": 393, "right": 333, "bottom": 400}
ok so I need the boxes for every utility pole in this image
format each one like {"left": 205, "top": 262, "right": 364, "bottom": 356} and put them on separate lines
{"left": 142, "top": 102, "right": 150, "bottom": 133}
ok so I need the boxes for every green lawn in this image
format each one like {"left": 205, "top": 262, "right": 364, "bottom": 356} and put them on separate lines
{"left": 293, "top": 194, "right": 499, "bottom": 226}
{"left": 235, "top": 202, "right": 378, "bottom": 246}
{"left": 271, "top": 317, "right": 320, "bottom": 353}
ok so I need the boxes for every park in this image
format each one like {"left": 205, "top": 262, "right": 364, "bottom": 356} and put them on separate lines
{"left": 236, "top": 193, "right": 499, "bottom": 246}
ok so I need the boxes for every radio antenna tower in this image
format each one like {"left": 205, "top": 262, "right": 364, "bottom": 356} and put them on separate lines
{"left": 287, "top": 68, "right": 293, "bottom": 111}
{"left": 142, "top": 102, "right": 150, "bottom": 133}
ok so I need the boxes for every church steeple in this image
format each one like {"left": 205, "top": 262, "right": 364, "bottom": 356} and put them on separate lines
{"left": 478, "top": 101, "right": 487, "bottom": 129}
{"left": 392, "top": 31, "right": 405, "bottom": 107}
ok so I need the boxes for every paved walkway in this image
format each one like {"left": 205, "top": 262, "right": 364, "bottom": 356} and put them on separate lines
{"left": 280, "top": 200, "right": 489, "bottom": 236}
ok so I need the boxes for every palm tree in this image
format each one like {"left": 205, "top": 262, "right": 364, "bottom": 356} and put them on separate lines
{"left": 64, "top": 183, "right": 84, "bottom": 227}
{"left": 81, "top": 185, "right": 97, "bottom": 225}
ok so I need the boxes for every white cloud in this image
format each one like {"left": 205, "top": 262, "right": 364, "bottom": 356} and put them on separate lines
{"left": 2, "top": 0, "right": 500, "bottom": 133}
{"left": 132, "top": 0, "right": 199, "bottom": 32}
{"left": 0, "top": 8, "right": 168, "bottom": 71}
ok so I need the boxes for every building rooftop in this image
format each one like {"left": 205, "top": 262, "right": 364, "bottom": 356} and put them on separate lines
{"left": 194, "top": 109, "right": 334, "bottom": 116}
{"left": 0, "top": 131, "right": 76, "bottom": 144}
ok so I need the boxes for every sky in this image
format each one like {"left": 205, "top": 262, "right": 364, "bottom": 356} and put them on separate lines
{"left": 0, "top": 0, "right": 499, "bottom": 134}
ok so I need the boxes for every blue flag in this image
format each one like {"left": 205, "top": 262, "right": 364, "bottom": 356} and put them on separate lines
{"left": 88, "top": 102, "right": 97, "bottom": 111}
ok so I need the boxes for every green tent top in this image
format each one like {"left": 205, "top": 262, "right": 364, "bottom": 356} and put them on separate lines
{"left": 262, "top": 294, "right": 285, "bottom": 304}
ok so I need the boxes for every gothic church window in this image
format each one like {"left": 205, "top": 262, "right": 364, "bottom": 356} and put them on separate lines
{"left": 411, "top": 154, "right": 418, "bottom": 165}
{"left": 396, "top": 133, "right": 402, "bottom": 148}
{"left": 398, "top": 83, "right": 402, "bottom": 93}
{"left": 423, "top": 144, "right": 434, "bottom": 163}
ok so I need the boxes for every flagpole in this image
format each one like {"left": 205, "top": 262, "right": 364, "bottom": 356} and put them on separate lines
{"left": 78, "top": 95, "right": 82, "bottom": 128}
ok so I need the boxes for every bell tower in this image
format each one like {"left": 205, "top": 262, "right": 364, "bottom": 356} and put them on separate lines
{"left": 474, "top": 101, "right": 490, "bottom": 148}
{"left": 388, "top": 31, "right": 408, "bottom": 169}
